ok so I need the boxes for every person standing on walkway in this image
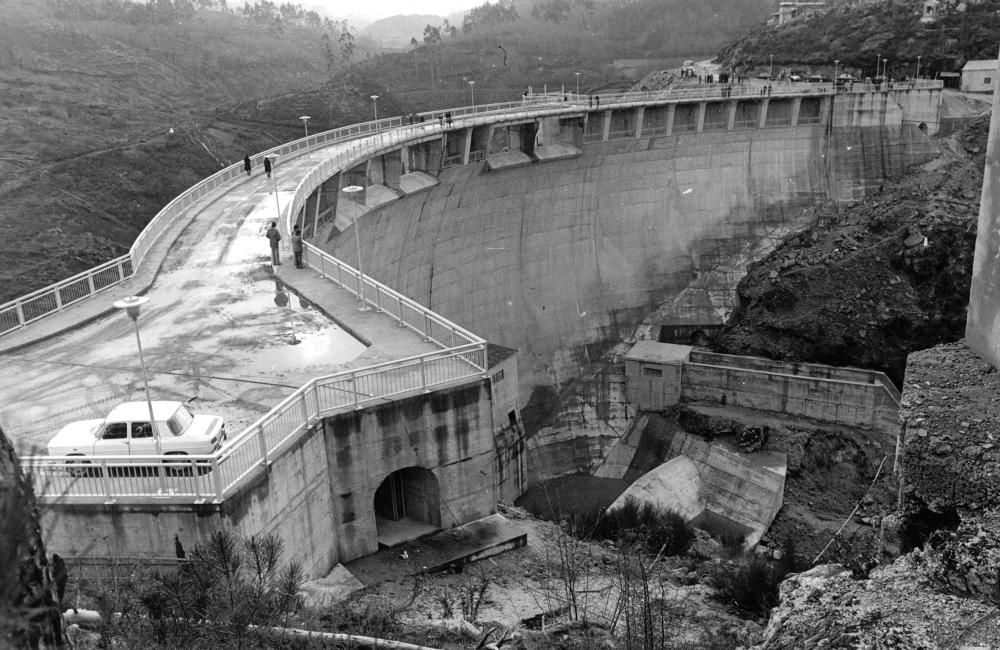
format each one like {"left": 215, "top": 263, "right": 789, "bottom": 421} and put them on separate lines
{"left": 266, "top": 221, "right": 281, "bottom": 266}
{"left": 292, "top": 225, "right": 303, "bottom": 268}
{"left": 263, "top": 156, "right": 272, "bottom": 179}
{"left": 243, "top": 154, "right": 251, "bottom": 176}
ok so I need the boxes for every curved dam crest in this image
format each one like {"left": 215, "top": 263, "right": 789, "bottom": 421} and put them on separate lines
{"left": 324, "top": 121, "right": 938, "bottom": 433}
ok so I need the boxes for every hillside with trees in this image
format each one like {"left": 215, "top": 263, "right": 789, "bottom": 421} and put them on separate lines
{"left": 355, "top": 0, "right": 775, "bottom": 110}
{"left": 717, "top": 0, "right": 1000, "bottom": 78}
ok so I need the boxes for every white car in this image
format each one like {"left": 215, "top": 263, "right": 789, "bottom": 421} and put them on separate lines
{"left": 47, "top": 401, "right": 226, "bottom": 463}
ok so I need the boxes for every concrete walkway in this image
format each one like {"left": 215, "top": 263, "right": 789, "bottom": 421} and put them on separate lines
{"left": 0, "top": 146, "right": 438, "bottom": 453}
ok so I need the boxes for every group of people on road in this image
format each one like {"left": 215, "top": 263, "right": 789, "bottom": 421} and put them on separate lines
{"left": 265, "top": 221, "right": 303, "bottom": 269}
{"left": 248, "top": 153, "right": 303, "bottom": 270}
{"left": 243, "top": 154, "right": 273, "bottom": 178}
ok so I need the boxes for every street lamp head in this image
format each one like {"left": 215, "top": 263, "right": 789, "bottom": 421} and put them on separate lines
{"left": 342, "top": 185, "right": 364, "bottom": 193}
{"left": 370, "top": 94, "right": 379, "bottom": 102}
{"left": 299, "top": 115, "right": 310, "bottom": 123}
{"left": 113, "top": 295, "right": 150, "bottom": 321}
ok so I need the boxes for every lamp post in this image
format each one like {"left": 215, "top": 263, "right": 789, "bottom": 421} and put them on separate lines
{"left": 574, "top": 72, "right": 581, "bottom": 96}
{"left": 884, "top": 59, "right": 890, "bottom": 82}
{"left": 915, "top": 55, "right": 921, "bottom": 79}
{"left": 876, "top": 53, "right": 881, "bottom": 81}
{"left": 341, "top": 185, "right": 368, "bottom": 310}
{"left": 468, "top": 80, "right": 475, "bottom": 111}
{"left": 113, "top": 296, "right": 160, "bottom": 455}
{"left": 271, "top": 156, "right": 281, "bottom": 226}
{"left": 370, "top": 95, "right": 379, "bottom": 131}
{"left": 769, "top": 54, "right": 774, "bottom": 78}
{"left": 299, "top": 115, "right": 310, "bottom": 137}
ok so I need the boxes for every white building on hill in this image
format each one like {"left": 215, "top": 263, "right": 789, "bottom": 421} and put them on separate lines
{"left": 961, "top": 60, "right": 997, "bottom": 93}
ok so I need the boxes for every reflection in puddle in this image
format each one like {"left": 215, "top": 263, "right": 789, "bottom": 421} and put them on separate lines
{"left": 240, "top": 277, "right": 367, "bottom": 372}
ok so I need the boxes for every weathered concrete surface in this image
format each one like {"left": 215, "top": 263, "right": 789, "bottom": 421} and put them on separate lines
{"left": 966, "top": 55, "right": 1000, "bottom": 367}
{"left": 608, "top": 431, "right": 786, "bottom": 547}
{"left": 609, "top": 455, "right": 704, "bottom": 520}
{"left": 322, "top": 122, "right": 938, "bottom": 427}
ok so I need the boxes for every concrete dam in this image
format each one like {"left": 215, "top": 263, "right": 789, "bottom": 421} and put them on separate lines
{"left": 320, "top": 87, "right": 941, "bottom": 452}
{"left": 13, "top": 83, "right": 940, "bottom": 578}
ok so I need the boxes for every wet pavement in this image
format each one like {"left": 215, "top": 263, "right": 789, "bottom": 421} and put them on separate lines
{"left": 0, "top": 147, "right": 435, "bottom": 453}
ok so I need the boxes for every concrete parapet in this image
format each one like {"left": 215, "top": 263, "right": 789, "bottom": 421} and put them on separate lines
{"left": 624, "top": 343, "right": 899, "bottom": 457}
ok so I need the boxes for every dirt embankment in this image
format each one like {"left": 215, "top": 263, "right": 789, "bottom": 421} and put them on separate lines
{"left": 714, "top": 117, "right": 987, "bottom": 387}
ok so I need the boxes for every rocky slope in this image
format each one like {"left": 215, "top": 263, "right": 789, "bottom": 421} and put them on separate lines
{"left": 754, "top": 554, "right": 1000, "bottom": 648}
{"left": 714, "top": 117, "right": 987, "bottom": 387}
{"left": 899, "top": 341, "right": 1000, "bottom": 533}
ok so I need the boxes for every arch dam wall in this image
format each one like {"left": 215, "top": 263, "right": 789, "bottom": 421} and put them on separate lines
{"left": 321, "top": 88, "right": 940, "bottom": 480}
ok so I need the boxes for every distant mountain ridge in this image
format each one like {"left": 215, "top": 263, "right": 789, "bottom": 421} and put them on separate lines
{"left": 362, "top": 14, "right": 449, "bottom": 48}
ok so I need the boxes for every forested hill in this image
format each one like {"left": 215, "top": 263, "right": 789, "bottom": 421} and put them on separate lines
{"left": 717, "top": 0, "right": 1000, "bottom": 78}
{"left": 355, "top": 0, "right": 774, "bottom": 110}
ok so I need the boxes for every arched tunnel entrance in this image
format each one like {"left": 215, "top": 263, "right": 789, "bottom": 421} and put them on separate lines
{"left": 373, "top": 466, "right": 441, "bottom": 548}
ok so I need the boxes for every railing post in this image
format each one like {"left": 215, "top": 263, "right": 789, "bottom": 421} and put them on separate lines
{"left": 212, "top": 457, "right": 224, "bottom": 501}
{"left": 300, "top": 393, "right": 310, "bottom": 426}
{"left": 15, "top": 302, "right": 25, "bottom": 327}
{"left": 100, "top": 460, "right": 113, "bottom": 501}
{"left": 257, "top": 426, "right": 269, "bottom": 465}
{"left": 423, "top": 313, "right": 431, "bottom": 341}
{"left": 420, "top": 356, "right": 428, "bottom": 392}
{"left": 87, "top": 273, "right": 96, "bottom": 295}
{"left": 375, "top": 285, "right": 382, "bottom": 312}
{"left": 351, "top": 373, "right": 360, "bottom": 408}
{"left": 397, "top": 296, "right": 405, "bottom": 326}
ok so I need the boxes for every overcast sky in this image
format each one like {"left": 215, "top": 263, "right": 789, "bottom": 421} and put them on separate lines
{"left": 311, "top": 0, "right": 485, "bottom": 23}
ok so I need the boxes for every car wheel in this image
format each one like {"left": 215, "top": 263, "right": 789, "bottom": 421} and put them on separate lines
{"left": 66, "top": 456, "right": 92, "bottom": 478}
{"left": 164, "top": 452, "right": 192, "bottom": 477}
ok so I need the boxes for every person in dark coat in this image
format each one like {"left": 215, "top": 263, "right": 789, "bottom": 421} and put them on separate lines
{"left": 263, "top": 157, "right": 272, "bottom": 179}
{"left": 291, "top": 225, "right": 304, "bottom": 268}
{"left": 51, "top": 554, "right": 68, "bottom": 604}
{"left": 243, "top": 155, "right": 251, "bottom": 176}
{"left": 265, "top": 221, "right": 281, "bottom": 266}
{"left": 174, "top": 535, "right": 186, "bottom": 560}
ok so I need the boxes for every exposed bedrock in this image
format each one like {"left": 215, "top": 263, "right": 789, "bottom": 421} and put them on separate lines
{"left": 323, "top": 122, "right": 937, "bottom": 476}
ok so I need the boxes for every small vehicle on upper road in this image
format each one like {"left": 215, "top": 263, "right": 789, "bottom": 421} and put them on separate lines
{"left": 47, "top": 401, "right": 226, "bottom": 467}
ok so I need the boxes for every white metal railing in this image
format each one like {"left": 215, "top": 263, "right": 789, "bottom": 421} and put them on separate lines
{"left": 31, "top": 340, "right": 486, "bottom": 502}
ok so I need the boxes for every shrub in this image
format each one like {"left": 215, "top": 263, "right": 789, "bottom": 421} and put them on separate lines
{"left": 711, "top": 538, "right": 806, "bottom": 616}
{"left": 573, "top": 497, "right": 695, "bottom": 557}
{"left": 100, "top": 530, "right": 305, "bottom": 648}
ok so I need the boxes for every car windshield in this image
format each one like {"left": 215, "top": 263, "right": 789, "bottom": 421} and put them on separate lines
{"left": 166, "top": 406, "right": 195, "bottom": 436}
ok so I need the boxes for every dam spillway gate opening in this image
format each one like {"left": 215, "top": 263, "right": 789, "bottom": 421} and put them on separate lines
{"left": 374, "top": 466, "right": 441, "bottom": 548}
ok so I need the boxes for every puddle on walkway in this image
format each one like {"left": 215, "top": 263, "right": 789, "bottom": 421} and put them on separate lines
{"left": 233, "top": 277, "right": 367, "bottom": 374}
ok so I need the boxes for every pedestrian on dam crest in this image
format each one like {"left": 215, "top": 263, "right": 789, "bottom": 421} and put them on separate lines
{"left": 292, "top": 225, "right": 303, "bottom": 268}
{"left": 266, "top": 221, "right": 281, "bottom": 266}
{"left": 243, "top": 154, "right": 251, "bottom": 176}
{"left": 263, "top": 156, "right": 272, "bottom": 178}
